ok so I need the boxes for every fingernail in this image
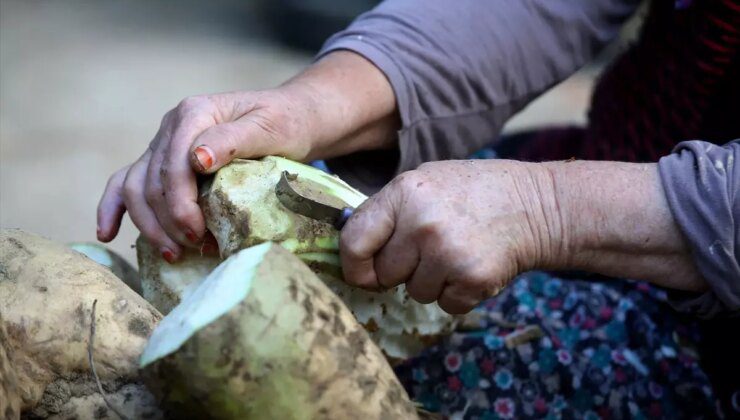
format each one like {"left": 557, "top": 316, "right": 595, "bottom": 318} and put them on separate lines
{"left": 185, "top": 229, "right": 199, "bottom": 243}
{"left": 193, "top": 145, "right": 215, "bottom": 171}
{"left": 161, "top": 247, "right": 176, "bottom": 264}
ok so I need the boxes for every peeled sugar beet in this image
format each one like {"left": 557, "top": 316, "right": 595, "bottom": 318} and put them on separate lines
{"left": 140, "top": 242, "right": 418, "bottom": 420}
{"left": 138, "top": 156, "right": 457, "bottom": 360}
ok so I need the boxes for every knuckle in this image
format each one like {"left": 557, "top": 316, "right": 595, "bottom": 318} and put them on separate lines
{"left": 106, "top": 167, "right": 128, "bottom": 190}
{"left": 160, "top": 109, "right": 175, "bottom": 127}
{"left": 114, "top": 166, "right": 130, "bottom": 179}
{"left": 104, "top": 174, "right": 120, "bottom": 191}
{"left": 122, "top": 178, "right": 140, "bottom": 201}
{"left": 169, "top": 204, "right": 193, "bottom": 227}
{"left": 393, "top": 170, "right": 421, "bottom": 190}
{"left": 339, "top": 233, "right": 363, "bottom": 260}
{"left": 390, "top": 170, "right": 430, "bottom": 202}
{"left": 417, "top": 161, "right": 436, "bottom": 172}
{"left": 176, "top": 95, "right": 210, "bottom": 117}
{"left": 250, "top": 113, "right": 286, "bottom": 144}
{"left": 178, "top": 95, "right": 204, "bottom": 109}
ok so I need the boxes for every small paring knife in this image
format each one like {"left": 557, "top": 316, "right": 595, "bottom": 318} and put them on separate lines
{"left": 275, "top": 171, "right": 354, "bottom": 229}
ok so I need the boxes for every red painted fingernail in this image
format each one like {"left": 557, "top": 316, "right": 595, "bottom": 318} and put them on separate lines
{"left": 193, "top": 145, "right": 214, "bottom": 171}
{"left": 161, "top": 247, "right": 176, "bottom": 264}
{"left": 185, "top": 229, "right": 199, "bottom": 243}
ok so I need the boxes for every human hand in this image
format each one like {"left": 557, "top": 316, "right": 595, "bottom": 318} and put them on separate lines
{"left": 97, "top": 52, "right": 398, "bottom": 261}
{"left": 340, "top": 158, "right": 706, "bottom": 315}
{"left": 339, "top": 160, "right": 565, "bottom": 314}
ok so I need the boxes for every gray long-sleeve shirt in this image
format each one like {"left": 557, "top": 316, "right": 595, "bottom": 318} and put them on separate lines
{"left": 319, "top": 0, "right": 640, "bottom": 192}
{"left": 659, "top": 140, "right": 740, "bottom": 318}
{"left": 319, "top": 0, "right": 740, "bottom": 317}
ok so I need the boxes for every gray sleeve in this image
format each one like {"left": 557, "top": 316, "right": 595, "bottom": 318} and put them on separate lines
{"left": 317, "top": 0, "right": 640, "bottom": 193}
{"left": 658, "top": 140, "right": 740, "bottom": 319}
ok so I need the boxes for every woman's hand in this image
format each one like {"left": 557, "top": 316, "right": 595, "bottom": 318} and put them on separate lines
{"left": 339, "top": 160, "right": 567, "bottom": 314}
{"left": 97, "top": 52, "right": 398, "bottom": 261}
{"left": 340, "top": 159, "right": 706, "bottom": 314}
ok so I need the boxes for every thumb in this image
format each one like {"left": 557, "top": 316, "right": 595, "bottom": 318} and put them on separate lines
{"left": 188, "top": 119, "right": 285, "bottom": 174}
{"left": 340, "top": 190, "right": 398, "bottom": 290}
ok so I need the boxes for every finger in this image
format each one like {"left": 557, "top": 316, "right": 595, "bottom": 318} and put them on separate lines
{"left": 159, "top": 119, "right": 209, "bottom": 242}
{"left": 405, "top": 256, "right": 446, "bottom": 304}
{"left": 373, "top": 232, "right": 419, "bottom": 289}
{"left": 97, "top": 166, "right": 129, "bottom": 242}
{"left": 189, "top": 118, "right": 290, "bottom": 175}
{"left": 437, "top": 284, "right": 480, "bottom": 315}
{"left": 145, "top": 139, "right": 195, "bottom": 246}
{"left": 340, "top": 193, "right": 397, "bottom": 290}
{"left": 123, "top": 156, "right": 182, "bottom": 262}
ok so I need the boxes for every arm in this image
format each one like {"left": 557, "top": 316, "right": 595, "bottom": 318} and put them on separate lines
{"left": 321, "top": 0, "right": 641, "bottom": 191}
{"left": 543, "top": 160, "right": 706, "bottom": 292}
{"left": 340, "top": 141, "right": 739, "bottom": 315}
{"left": 98, "top": 51, "right": 399, "bottom": 260}
{"left": 100, "top": 0, "right": 640, "bottom": 257}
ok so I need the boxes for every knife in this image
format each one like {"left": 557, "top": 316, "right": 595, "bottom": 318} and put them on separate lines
{"left": 275, "top": 171, "right": 354, "bottom": 229}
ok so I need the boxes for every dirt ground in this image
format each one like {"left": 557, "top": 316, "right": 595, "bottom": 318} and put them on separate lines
{"left": 0, "top": 0, "right": 600, "bottom": 266}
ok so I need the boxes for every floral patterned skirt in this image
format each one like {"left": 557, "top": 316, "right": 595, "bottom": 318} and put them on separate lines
{"left": 394, "top": 272, "right": 720, "bottom": 419}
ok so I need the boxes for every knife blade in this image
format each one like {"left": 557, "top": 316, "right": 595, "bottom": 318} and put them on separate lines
{"left": 275, "top": 171, "right": 354, "bottom": 229}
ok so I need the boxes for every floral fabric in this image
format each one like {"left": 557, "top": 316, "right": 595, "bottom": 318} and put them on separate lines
{"left": 394, "top": 272, "right": 720, "bottom": 419}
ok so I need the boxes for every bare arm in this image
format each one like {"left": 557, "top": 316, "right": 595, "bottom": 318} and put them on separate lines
{"left": 542, "top": 161, "right": 705, "bottom": 291}
{"left": 339, "top": 157, "right": 709, "bottom": 314}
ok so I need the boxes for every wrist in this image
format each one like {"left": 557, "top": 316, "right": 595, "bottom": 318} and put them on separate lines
{"left": 512, "top": 162, "right": 574, "bottom": 273}
{"left": 541, "top": 160, "right": 706, "bottom": 291}
{"left": 281, "top": 51, "right": 399, "bottom": 160}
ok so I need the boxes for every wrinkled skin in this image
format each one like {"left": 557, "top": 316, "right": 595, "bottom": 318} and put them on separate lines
{"left": 339, "top": 160, "right": 561, "bottom": 314}
{"left": 97, "top": 52, "right": 398, "bottom": 261}
{"left": 340, "top": 158, "right": 706, "bottom": 314}
{"left": 97, "top": 90, "right": 313, "bottom": 259}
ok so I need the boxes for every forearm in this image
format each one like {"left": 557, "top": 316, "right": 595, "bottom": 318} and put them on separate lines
{"left": 281, "top": 51, "right": 399, "bottom": 161}
{"left": 533, "top": 160, "right": 707, "bottom": 292}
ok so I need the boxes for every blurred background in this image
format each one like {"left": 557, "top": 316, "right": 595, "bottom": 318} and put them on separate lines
{"left": 0, "top": 0, "right": 632, "bottom": 265}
